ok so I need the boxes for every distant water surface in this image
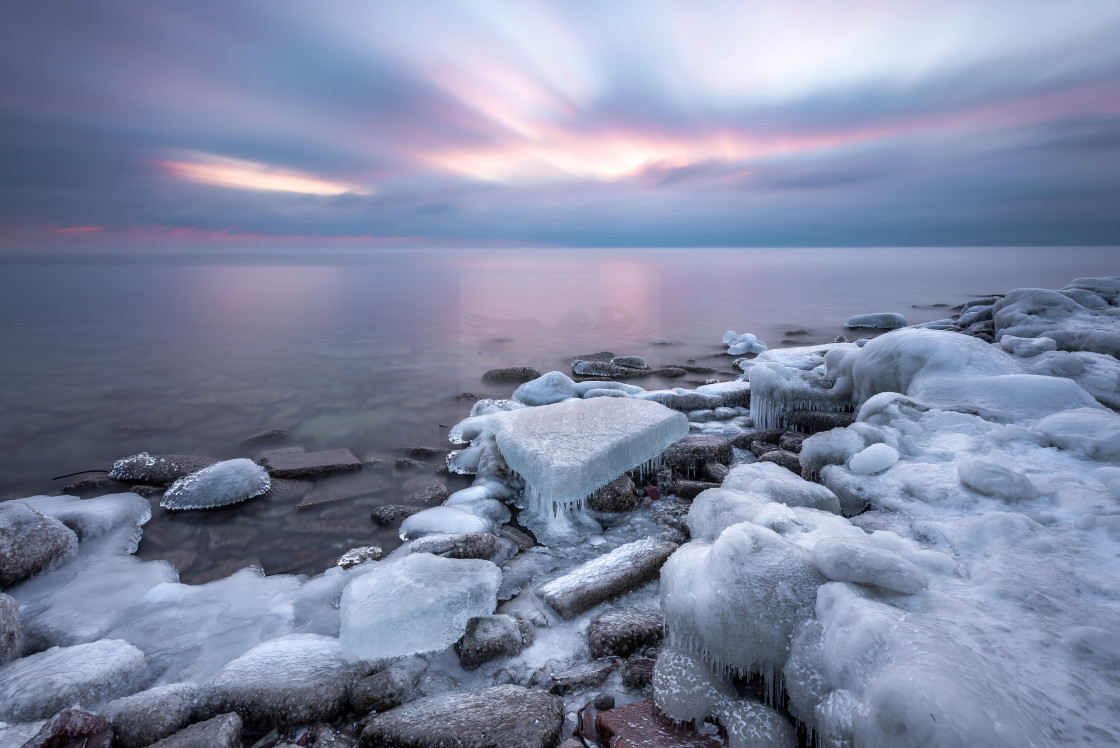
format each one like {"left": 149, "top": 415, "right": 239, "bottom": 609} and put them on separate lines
{"left": 0, "top": 246, "right": 1114, "bottom": 580}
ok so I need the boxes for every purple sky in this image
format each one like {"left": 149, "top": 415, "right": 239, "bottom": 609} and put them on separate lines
{"left": 1, "top": 1, "right": 1118, "bottom": 249}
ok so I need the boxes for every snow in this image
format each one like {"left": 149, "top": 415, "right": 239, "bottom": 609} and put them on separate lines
{"left": 160, "top": 458, "right": 270, "bottom": 510}
{"left": 339, "top": 553, "right": 501, "bottom": 661}
{"left": 847, "top": 443, "right": 898, "bottom": 475}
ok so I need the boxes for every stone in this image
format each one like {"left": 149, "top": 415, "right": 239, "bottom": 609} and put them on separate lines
{"left": 240, "top": 428, "right": 291, "bottom": 445}
{"left": 108, "top": 453, "right": 220, "bottom": 484}
{"left": 337, "top": 546, "right": 383, "bottom": 569}
{"left": 781, "top": 409, "right": 856, "bottom": 434}
{"left": 758, "top": 449, "right": 802, "bottom": 474}
{"left": 258, "top": 449, "right": 361, "bottom": 478}
{"left": 664, "top": 436, "right": 733, "bottom": 477}
{"left": 0, "top": 502, "right": 77, "bottom": 589}
{"left": 779, "top": 432, "right": 806, "bottom": 453}
{"left": 21, "top": 709, "right": 113, "bottom": 748}
{"left": 455, "top": 614, "right": 533, "bottom": 669}
{"left": 482, "top": 367, "right": 543, "bottom": 383}
{"left": 148, "top": 713, "right": 242, "bottom": 748}
{"left": 0, "top": 592, "right": 23, "bottom": 665}
{"left": 596, "top": 700, "right": 722, "bottom": 748}
{"left": 395, "top": 457, "right": 427, "bottom": 470}
{"left": 652, "top": 367, "right": 688, "bottom": 378}
{"left": 537, "top": 538, "right": 679, "bottom": 620}
{"left": 195, "top": 634, "right": 367, "bottom": 728}
{"left": 100, "top": 683, "right": 197, "bottom": 748}
{"left": 398, "top": 446, "right": 448, "bottom": 460}
{"left": 622, "top": 657, "right": 657, "bottom": 689}
{"left": 588, "top": 609, "right": 664, "bottom": 658}
{"left": 589, "top": 475, "right": 641, "bottom": 513}
{"left": 348, "top": 658, "right": 427, "bottom": 715}
{"left": 410, "top": 532, "right": 501, "bottom": 561}
{"left": 129, "top": 484, "right": 164, "bottom": 499}
{"left": 572, "top": 360, "right": 652, "bottom": 378}
{"left": 612, "top": 356, "right": 649, "bottom": 369}
{"left": 750, "top": 440, "right": 781, "bottom": 457}
{"left": 672, "top": 480, "right": 719, "bottom": 500}
{"left": 370, "top": 505, "right": 423, "bottom": 524}
{"left": 63, "top": 475, "right": 133, "bottom": 495}
{"left": 500, "top": 526, "right": 536, "bottom": 552}
{"left": 416, "top": 671, "right": 461, "bottom": 698}
{"left": 360, "top": 685, "right": 564, "bottom": 748}
{"left": 730, "top": 429, "right": 785, "bottom": 450}
{"left": 404, "top": 483, "right": 451, "bottom": 505}
{"left": 0, "top": 639, "right": 148, "bottom": 723}
{"left": 546, "top": 660, "right": 617, "bottom": 694}
{"left": 649, "top": 392, "right": 720, "bottom": 412}
{"left": 701, "top": 462, "right": 729, "bottom": 483}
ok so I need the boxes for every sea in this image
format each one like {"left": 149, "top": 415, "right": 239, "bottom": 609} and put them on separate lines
{"left": 0, "top": 246, "right": 1114, "bottom": 582}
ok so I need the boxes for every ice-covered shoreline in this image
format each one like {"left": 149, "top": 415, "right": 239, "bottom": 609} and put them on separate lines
{"left": 1, "top": 277, "right": 1118, "bottom": 747}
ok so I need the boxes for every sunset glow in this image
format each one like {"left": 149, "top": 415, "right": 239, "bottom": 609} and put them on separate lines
{"left": 159, "top": 154, "right": 370, "bottom": 196}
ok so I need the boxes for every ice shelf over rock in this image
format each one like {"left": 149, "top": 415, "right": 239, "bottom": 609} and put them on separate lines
{"left": 339, "top": 553, "right": 501, "bottom": 661}
{"left": 160, "top": 458, "right": 271, "bottom": 510}
{"left": 495, "top": 397, "right": 688, "bottom": 511}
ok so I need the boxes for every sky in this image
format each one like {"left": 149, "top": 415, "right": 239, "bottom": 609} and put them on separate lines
{"left": 1, "top": 0, "right": 1119, "bottom": 250}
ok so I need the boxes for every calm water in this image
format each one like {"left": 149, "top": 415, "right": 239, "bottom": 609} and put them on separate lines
{"left": 0, "top": 246, "right": 1115, "bottom": 581}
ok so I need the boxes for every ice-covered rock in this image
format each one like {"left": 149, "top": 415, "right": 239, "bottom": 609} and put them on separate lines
{"left": 811, "top": 536, "right": 928, "bottom": 594}
{"left": 727, "top": 332, "right": 768, "bottom": 356}
{"left": 497, "top": 397, "right": 688, "bottom": 512}
{"left": 146, "top": 712, "right": 242, "bottom": 748}
{"left": 0, "top": 593, "right": 21, "bottom": 665}
{"left": 652, "top": 647, "right": 735, "bottom": 722}
{"left": 909, "top": 373, "right": 1102, "bottom": 423}
{"left": 339, "top": 553, "right": 500, "bottom": 661}
{"left": 161, "top": 459, "right": 270, "bottom": 510}
{"left": 410, "top": 532, "right": 502, "bottom": 560}
{"left": 20, "top": 708, "right": 114, "bottom": 748}
{"left": 108, "top": 453, "right": 218, "bottom": 484}
{"left": 0, "top": 639, "right": 148, "bottom": 722}
{"left": 360, "top": 685, "right": 564, "bottom": 748}
{"left": 722, "top": 462, "right": 841, "bottom": 514}
{"left": 511, "top": 371, "right": 581, "bottom": 405}
{"left": 1034, "top": 407, "right": 1120, "bottom": 461}
{"left": 16, "top": 492, "right": 151, "bottom": 543}
{"left": 845, "top": 312, "right": 908, "bottom": 329}
{"left": 999, "top": 334, "right": 1057, "bottom": 357}
{"left": 993, "top": 281, "right": 1120, "bottom": 358}
{"left": 0, "top": 502, "right": 77, "bottom": 589}
{"left": 957, "top": 455, "right": 1038, "bottom": 501}
{"left": 398, "top": 506, "right": 495, "bottom": 540}
{"left": 536, "top": 538, "right": 678, "bottom": 619}
{"left": 588, "top": 608, "right": 664, "bottom": 658}
{"left": 848, "top": 443, "right": 898, "bottom": 475}
{"left": 99, "top": 682, "right": 197, "bottom": 748}
{"left": 196, "top": 634, "right": 366, "bottom": 727}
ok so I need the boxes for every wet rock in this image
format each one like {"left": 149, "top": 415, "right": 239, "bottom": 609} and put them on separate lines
{"left": 241, "top": 428, "right": 291, "bottom": 445}
{"left": 416, "top": 671, "right": 460, "bottom": 698}
{"left": 596, "top": 699, "right": 722, "bottom": 748}
{"left": 258, "top": 449, "right": 361, "bottom": 479}
{"left": 672, "top": 480, "right": 719, "bottom": 500}
{"left": 100, "top": 682, "right": 197, "bottom": 748}
{"left": 750, "top": 440, "right": 781, "bottom": 457}
{"left": 360, "top": 685, "right": 563, "bottom": 748}
{"left": 348, "top": 658, "right": 427, "bottom": 715}
{"left": 455, "top": 614, "right": 533, "bottom": 669}
{"left": 651, "top": 499, "right": 691, "bottom": 538}
{"left": 337, "top": 546, "right": 383, "bottom": 569}
{"left": 195, "top": 634, "right": 368, "bottom": 728}
{"left": 0, "top": 639, "right": 148, "bottom": 722}
{"left": 730, "top": 429, "right": 785, "bottom": 450}
{"left": 758, "top": 449, "right": 802, "bottom": 474}
{"left": 664, "top": 436, "right": 733, "bottom": 477}
{"left": 395, "top": 457, "right": 428, "bottom": 471}
{"left": 537, "top": 538, "right": 679, "bottom": 619}
{"left": 652, "top": 367, "right": 688, "bottom": 377}
{"left": 404, "top": 483, "right": 451, "bottom": 506}
{"left": 779, "top": 432, "right": 805, "bottom": 453}
{"left": 575, "top": 351, "right": 616, "bottom": 362}
{"left": 496, "top": 592, "right": 550, "bottom": 629}
{"left": 589, "top": 475, "right": 640, "bottom": 513}
{"left": 500, "top": 526, "right": 535, "bottom": 552}
{"left": 612, "top": 356, "right": 648, "bottom": 369}
{"left": 129, "top": 484, "right": 164, "bottom": 499}
{"left": 148, "top": 712, "right": 242, "bottom": 748}
{"left": 622, "top": 657, "right": 657, "bottom": 689}
{"left": 572, "top": 360, "right": 652, "bottom": 379}
{"left": 63, "top": 474, "right": 133, "bottom": 495}
{"left": 589, "top": 609, "right": 664, "bottom": 658}
{"left": 0, "top": 593, "right": 21, "bottom": 665}
{"left": 309, "top": 723, "right": 356, "bottom": 748}
{"left": 781, "top": 409, "right": 855, "bottom": 434}
{"left": 370, "top": 505, "right": 423, "bottom": 524}
{"left": 108, "top": 453, "right": 219, "bottom": 484}
{"left": 482, "top": 367, "right": 543, "bottom": 383}
{"left": 0, "top": 502, "right": 77, "bottom": 589}
{"left": 701, "top": 462, "right": 729, "bottom": 483}
{"left": 22, "top": 709, "right": 113, "bottom": 748}
{"left": 649, "top": 392, "right": 720, "bottom": 412}
{"left": 410, "top": 532, "right": 501, "bottom": 560}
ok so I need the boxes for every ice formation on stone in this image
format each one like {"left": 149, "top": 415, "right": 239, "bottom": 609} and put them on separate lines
{"left": 723, "top": 330, "right": 768, "bottom": 355}
{"left": 844, "top": 312, "right": 908, "bottom": 329}
{"left": 339, "top": 553, "right": 501, "bottom": 661}
{"left": 160, "top": 458, "right": 270, "bottom": 510}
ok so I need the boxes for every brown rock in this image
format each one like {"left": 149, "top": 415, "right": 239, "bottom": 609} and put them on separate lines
{"left": 588, "top": 609, "right": 664, "bottom": 658}
{"left": 148, "top": 712, "right": 242, "bottom": 748}
{"left": 589, "top": 475, "right": 640, "bottom": 513}
{"left": 664, "top": 436, "right": 733, "bottom": 477}
{"left": 758, "top": 449, "right": 801, "bottom": 474}
{"left": 672, "top": 480, "right": 719, "bottom": 500}
{"left": 0, "top": 502, "right": 77, "bottom": 589}
{"left": 596, "top": 700, "right": 722, "bottom": 748}
{"left": 547, "top": 659, "right": 617, "bottom": 694}
{"left": 22, "top": 709, "right": 113, "bottom": 748}
{"left": 622, "top": 657, "right": 656, "bottom": 689}
{"left": 258, "top": 449, "right": 361, "bottom": 479}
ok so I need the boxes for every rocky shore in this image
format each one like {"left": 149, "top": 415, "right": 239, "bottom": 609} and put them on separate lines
{"left": 1, "top": 276, "right": 1119, "bottom": 747}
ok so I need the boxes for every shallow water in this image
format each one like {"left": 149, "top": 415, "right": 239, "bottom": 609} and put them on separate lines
{"left": 0, "top": 246, "right": 1114, "bottom": 581}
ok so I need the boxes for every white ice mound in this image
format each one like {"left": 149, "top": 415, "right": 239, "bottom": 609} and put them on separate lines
{"left": 957, "top": 455, "right": 1038, "bottom": 501}
{"left": 339, "top": 553, "right": 500, "bottom": 661}
{"left": 661, "top": 522, "right": 825, "bottom": 676}
{"left": 1033, "top": 407, "right": 1120, "bottom": 461}
{"left": 910, "top": 373, "right": 1102, "bottom": 423}
{"left": 512, "top": 371, "right": 581, "bottom": 406}
{"left": 725, "top": 331, "right": 768, "bottom": 356}
{"left": 0, "top": 639, "right": 148, "bottom": 722}
{"left": 495, "top": 397, "right": 688, "bottom": 510}
{"left": 993, "top": 282, "right": 1120, "bottom": 358}
{"left": 16, "top": 493, "right": 151, "bottom": 542}
{"left": 399, "top": 506, "right": 495, "bottom": 540}
{"left": 811, "top": 536, "right": 928, "bottom": 594}
{"left": 845, "top": 312, "right": 908, "bottom": 329}
{"left": 722, "top": 462, "right": 841, "bottom": 514}
{"left": 848, "top": 443, "right": 898, "bottom": 475}
{"left": 161, "top": 458, "right": 270, "bottom": 510}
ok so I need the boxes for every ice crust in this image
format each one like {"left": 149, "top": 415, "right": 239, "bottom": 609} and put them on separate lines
{"left": 160, "top": 458, "right": 270, "bottom": 510}
{"left": 339, "top": 553, "right": 501, "bottom": 661}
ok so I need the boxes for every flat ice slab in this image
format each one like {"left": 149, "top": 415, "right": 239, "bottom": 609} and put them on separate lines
{"left": 495, "top": 397, "right": 688, "bottom": 508}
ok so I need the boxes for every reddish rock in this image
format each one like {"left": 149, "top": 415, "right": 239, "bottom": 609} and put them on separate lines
{"left": 22, "top": 709, "right": 113, "bottom": 748}
{"left": 596, "top": 700, "right": 722, "bottom": 748}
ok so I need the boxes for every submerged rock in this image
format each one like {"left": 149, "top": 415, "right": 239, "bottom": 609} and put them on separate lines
{"left": 258, "top": 448, "right": 362, "bottom": 478}
{"left": 360, "top": 685, "right": 564, "bottom": 748}
{"left": 482, "top": 366, "right": 543, "bottom": 383}
{"left": 240, "top": 428, "right": 291, "bottom": 445}
{"left": 0, "top": 502, "right": 77, "bottom": 589}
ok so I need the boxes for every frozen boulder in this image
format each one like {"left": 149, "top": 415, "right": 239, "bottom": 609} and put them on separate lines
{"left": 1034, "top": 407, "right": 1120, "bottom": 461}
{"left": 957, "top": 456, "right": 1038, "bottom": 502}
{"left": 1000, "top": 334, "right": 1057, "bottom": 357}
{"left": 195, "top": 634, "right": 366, "bottom": 727}
{"left": 845, "top": 313, "right": 908, "bottom": 329}
{"left": 722, "top": 463, "right": 841, "bottom": 514}
{"left": 360, "top": 685, "right": 564, "bottom": 748}
{"left": 455, "top": 614, "right": 532, "bottom": 669}
{"left": 410, "top": 532, "right": 502, "bottom": 560}
{"left": 496, "top": 397, "right": 688, "bottom": 509}
{"left": 0, "top": 593, "right": 21, "bottom": 665}
{"left": 99, "top": 682, "right": 197, "bottom": 748}
{"left": 16, "top": 492, "right": 151, "bottom": 543}
{"left": 537, "top": 538, "right": 678, "bottom": 619}
{"left": 652, "top": 647, "right": 735, "bottom": 722}
{"left": 108, "top": 453, "right": 218, "bottom": 484}
{"left": 848, "top": 443, "right": 898, "bottom": 476}
{"left": 661, "top": 523, "right": 826, "bottom": 675}
{"left": 161, "top": 459, "right": 270, "bottom": 510}
{"left": 340, "top": 553, "right": 501, "bottom": 661}
{"left": 727, "top": 332, "right": 768, "bottom": 356}
{"left": 588, "top": 608, "right": 664, "bottom": 658}
{"left": 0, "top": 639, "right": 148, "bottom": 722}
{"left": 910, "top": 373, "right": 1101, "bottom": 423}
{"left": 147, "top": 712, "right": 242, "bottom": 748}
{"left": 687, "top": 488, "right": 770, "bottom": 541}
{"left": 0, "top": 502, "right": 77, "bottom": 589}
{"left": 811, "top": 537, "right": 928, "bottom": 594}
{"left": 20, "top": 709, "right": 114, "bottom": 748}
{"left": 512, "top": 371, "right": 581, "bottom": 406}
{"left": 399, "top": 506, "right": 495, "bottom": 540}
